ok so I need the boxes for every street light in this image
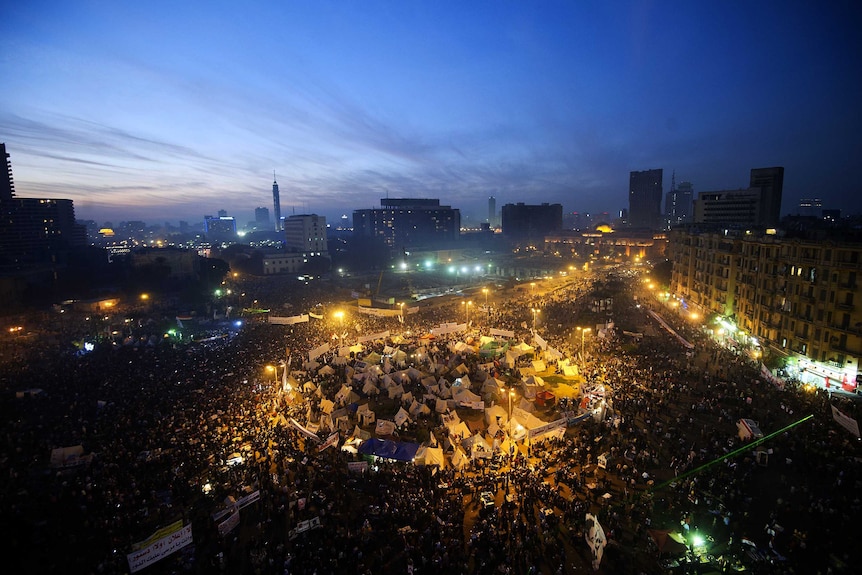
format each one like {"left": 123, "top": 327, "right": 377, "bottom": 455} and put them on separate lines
{"left": 508, "top": 388, "right": 516, "bottom": 423}
{"left": 265, "top": 364, "right": 277, "bottom": 384}
{"left": 530, "top": 282, "right": 536, "bottom": 297}
{"left": 398, "top": 302, "right": 404, "bottom": 321}
{"left": 462, "top": 300, "right": 473, "bottom": 325}
{"left": 482, "top": 287, "right": 489, "bottom": 307}
{"left": 531, "top": 307, "right": 540, "bottom": 330}
{"left": 577, "top": 326, "right": 592, "bottom": 356}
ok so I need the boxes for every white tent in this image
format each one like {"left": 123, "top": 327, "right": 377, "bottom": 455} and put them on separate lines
{"left": 485, "top": 404, "right": 509, "bottom": 426}
{"left": 334, "top": 385, "right": 353, "bottom": 403}
{"left": 448, "top": 421, "right": 471, "bottom": 442}
{"left": 319, "top": 398, "right": 335, "bottom": 414}
{"left": 360, "top": 410, "right": 376, "bottom": 426}
{"left": 394, "top": 407, "right": 411, "bottom": 427}
{"left": 362, "top": 380, "right": 379, "bottom": 395}
{"left": 453, "top": 363, "right": 469, "bottom": 376}
{"left": 464, "top": 432, "right": 492, "bottom": 457}
{"left": 351, "top": 425, "right": 371, "bottom": 441}
{"left": 531, "top": 360, "right": 546, "bottom": 373}
{"left": 376, "top": 419, "right": 396, "bottom": 436}
{"left": 450, "top": 447, "right": 468, "bottom": 470}
{"left": 456, "top": 374, "right": 472, "bottom": 388}
{"left": 401, "top": 391, "right": 414, "bottom": 405}
{"left": 409, "top": 399, "right": 430, "bottom": 417}
{"left": 388, "top": 384, "right": 405, "bottom": 399}
{"left": 302, "top": 381, "right": 317, "bottom": 393}
{"left": 415, "top": 446, "right": 446, "bottom": 468}
{"left": 319, "top": 364, "right": 336, "bottom": 376}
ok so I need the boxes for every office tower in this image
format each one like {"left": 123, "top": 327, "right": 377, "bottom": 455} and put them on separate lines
{"left": 666, "top": 176, "right": 694, "bottom": 227}
{"left": 217, "top": 209, "right": 228, "bottom": 218}
{"left": 204, "top": 215, "right": 237, "bottom": 240}
{"left": 272, "top": 173, "right": 282, "bottom": 232}
{"left": 488, "top": 196, "right": 496, "bottom": 227}
{"left": 1, "top": 143, "right": 14, "bottom": 201}
{"left": 799, "top": 198, "right": 822, "bottom": 218}
{"left": 500, "top": 202, "right": 563, "bottom": 240}
{"left": 749, "top": 167, "right": 784, "bottom": 227}
{"left": 255, "top": 207, "right": 270, "bottom": 226}
{"left": 353, "top": 198, "right": 460, "bottom": 250}
{"left": 284, "top": 214, "right": 328, "bottom": 255}
{"left": 629, "top": 169, "right": 663, "bottom": 229}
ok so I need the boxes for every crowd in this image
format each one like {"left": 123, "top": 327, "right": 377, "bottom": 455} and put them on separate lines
{"left": 0, "top": 268, "right": 860, "bottom": 575}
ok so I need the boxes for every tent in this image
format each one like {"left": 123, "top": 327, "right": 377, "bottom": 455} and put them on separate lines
{"left": 365, "top": 351, "right": 382, "bottom": 364}
{"left": 409, "top": 400, "right": 431, "bottom": 417}
{"left": 531, "top": 360, "right": 546, "bottom": 373}
{"left": 401, "top": 391, "right": 414, "bottom": 405}
{"left": 388, "top": 384, "right": 405, "bottom": 399}
{"left": 319, "top": 364, "right": 336, "bottom": 376}
{"left": 358, "top": 438, "right": 420, "bottom": 462}
{"left": 394, "top": 407, "right": 411, "bottom": 427}
{"left": 362, "top": 380, "right": 379, "bottom": 396}
{"left": 375, "top": 419, "right": 396, "bottom": 436}
{"left": 448, "top": 421, "right": 471, "bottom": 442}
{"left": 648, "top": 530, "right": 688, "bottom": 556}
{"left": 414, "top": 446, "right": 446, "bottom": 468}
{"left": 485, "top": 404, "right": 509, "bottom": 426}
{"left": 319, "top": 398, "right": 335, "bottom": 414}
{"left": 450, "top": 447, "right": 468, "bottom": 470}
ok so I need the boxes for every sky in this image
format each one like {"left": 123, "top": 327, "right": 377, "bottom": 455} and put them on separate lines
{"left": 2, "top": 1, "right": 861, "bottom": 227}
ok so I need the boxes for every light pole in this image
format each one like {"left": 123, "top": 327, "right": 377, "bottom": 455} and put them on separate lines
{"left": 577, "top": 326, "right": 591, "bottom": 356}
{"left": 398, "top": 302, "right": 404, "bottom": 321}
{"left": 266, "top": 364, "right": 277, "bottom": 385}
{"left": 462, "top": 300, "right": 472, "bottom": 325}
{"left": 530, "top": 282, "right": 536, "bottom": 298}
{"left": 531, "top": 307, "right": 540, "bottom": 330}
{"left": 482, "top": 287, "right": 489, "bottom": 307}
{"left": 508, "top": 388, "right": 515, "bottom": 423}
{"left": 334, "top": 311, "right": 344, "bottom": 345}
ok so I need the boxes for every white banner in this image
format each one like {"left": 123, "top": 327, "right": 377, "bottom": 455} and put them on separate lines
{"left": 348, "top": 461, "right": 368, "bottom": 473}
{"left": 489, "top": 328, "right": 515, "bottom": 338}
{"left": 357, "top": 307, "right": 402, "bottom": 317}
{"left": 217, "top": 507, "right": 240, "bottom": 537}
{"left": 528, "top": 417, "right": 568, "bottom": 439}
{"left": 270, "top": 314, "right": 310, "bottom": 325}
{"left": 127, "top": 524, "right": 193, "bottom": 573}
{"left": 308, "top": 343, "right": 331, "bottom": 361}
{"left": 831, "top": 405, "right": 861, "bottom": 438}
{"left": 320, "top": 432, "right": 339, "bottom": 451}
{"left": 431, "top": 323, "right": 467, "bottom": 335}
{"left": 236, "top": 490, "right": 260, "bottom": 510}
{"left": 357, "top": 330, "right": 391, "bottom": 343}
{"left": 290, "top": 418, "right": 322, "bottom": 443}
{"left": 533, "top": 332, "right": 548, "bottom": 350}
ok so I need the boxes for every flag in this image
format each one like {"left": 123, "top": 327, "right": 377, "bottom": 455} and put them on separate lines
{"left": 585, "top": 513, "right": 607, "bottom": 571}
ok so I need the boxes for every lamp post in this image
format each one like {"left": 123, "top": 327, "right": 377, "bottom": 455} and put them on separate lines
{"left": 482, "top": 287, "right": 489, "bottom": 307}
{"left": 530, "top": 282, "right": 536, "bottom": 298}
{"left": 577, "top": 326, "right": 592, "bottom": 356}
{"left": 399, "top": 302, "right": 404, "bottom": 321}
{"left": 531, "top": 307, "right": 540, "bottom": 330}
{"left": 334, "top": 311, "right": 344, "bottom": 345}
{"left": 463, "top": 300, "right": 472, "bottom": 325}
{"left": 266, "top": 364, "right": 277, "bottom": 385}
{"left": 508, "top": 388, "right": 516, "bottom": 423}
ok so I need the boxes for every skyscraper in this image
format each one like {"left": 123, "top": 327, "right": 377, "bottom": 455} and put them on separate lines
{"left": 272, "top": 173, "right": 282, "bottom": 232}
{"left": 749, "top": 167, "right": 784, "bottom": 227}
{"left": 254, "top": 206, "right": 270, "bottom": 226}
{"left": 488, "top": 196, "right": 496, "bottom": 227}
{"left": 629, "top": 169, "right": 663, "bottom": 229}
{"left": 1, "top": 143, "right": 15, "bottom": 201}
{"left": 665, "top": 175, "right": 693, "bottom": 227}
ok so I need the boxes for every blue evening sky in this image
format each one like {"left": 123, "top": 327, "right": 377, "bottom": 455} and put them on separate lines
{"left": 1, "top": 1, "right": 860, "bottom": 226}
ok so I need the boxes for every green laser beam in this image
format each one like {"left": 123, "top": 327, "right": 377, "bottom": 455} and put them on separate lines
{"left": 649, "top": 413, "right": 815, "bottom": 494}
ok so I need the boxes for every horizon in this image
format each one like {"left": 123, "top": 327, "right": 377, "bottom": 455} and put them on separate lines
{"left": 2, "top": 2, "right": 861, "bottom": 225}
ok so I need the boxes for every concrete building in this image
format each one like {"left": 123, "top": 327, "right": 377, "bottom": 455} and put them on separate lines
{"left": 283, "top": 214, "right": 328, "bottom": 256}
{"left": 353, "top": 198, "right": 460, "bottom": 251}
{"left": 668, "top": 223, "right": 862, "bottom": 391}
{"left": 501, "top": 202, "right": 563, "bottom": 241}
{"left": 629, "top": 169, "right": 663, "bottom": 229}
{"left": 693, "top": 167, "right": 784, "bottom": 227}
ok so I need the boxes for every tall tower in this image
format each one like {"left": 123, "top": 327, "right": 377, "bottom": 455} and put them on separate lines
{"left": 488, "top": 196, "right": 496, "bottom": 227}
{"left": 629, "top": 168, "right": 663, "bottom": 229}
{"left": 272, "top": 172, "right": 282, "bottom": 232}
{"left": 1, "top": 143, "right": 16, "bottom": 202}
{"left": 750, "top": 167, "right": 784, "bottom": 227}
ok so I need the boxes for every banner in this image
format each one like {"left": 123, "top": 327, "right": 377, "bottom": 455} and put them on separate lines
{"left": 236, "top": 490, "right": 260, "bottom": 510}
{"left": 308, "top": 343, "right": 330, "bottom": 361}
{"left": 357, "top": 330, "right": 391, "bottom": 343}
{"left": 533, "top": 333, "right": 548, "bottom": 350}
{"left": 269, "top": 314, "right": 309, "bottom": 325}
{"left": 489, "top": 328, "right": 515, "bottom": 338}
{"left": 217, "top": 506, "right": 240, "bottom": 537}
{"left": 584, "top": 514, "right": 607, "bottom": 571}
{"left": 132, "top": 520, "right": 183, "bottom": 551}
{"left": 290, "top": 418, "right": 322, "bottom": 443}
{"left": 528, "top": 417, "right": 568, "bottom": 439}
{"left": 308, "top": 312, "right": 323, "bottom": 319}
{"left": 348, "top": 461, "right": 368, "bottom": 473}
{"left": 127, "top": 524, "right": 193, "bottom": 573}
{"left": 320, "top": 432, "right": 339, "bottom": 451}
{"left": 357, "top": 306, "right": 403, "bottom": 317}
{"left": 831, "top": 405, "right": 861, "bottom": 437}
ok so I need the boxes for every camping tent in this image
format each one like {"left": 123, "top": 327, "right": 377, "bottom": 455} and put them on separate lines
{"left": 394, "top": 407, "right": 411, "bottom": 427}
{"left": 358, "top": 438, "right": 420, "bottom": 462}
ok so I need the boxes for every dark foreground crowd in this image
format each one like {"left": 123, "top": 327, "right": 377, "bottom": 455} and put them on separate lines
{"left": 0, "top": 271, "right": 861, "bottom": 575}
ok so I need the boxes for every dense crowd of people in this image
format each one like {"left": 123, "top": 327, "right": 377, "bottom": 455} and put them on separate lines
{"left": 1, "top": 267, "right": 860, "bottom": 574}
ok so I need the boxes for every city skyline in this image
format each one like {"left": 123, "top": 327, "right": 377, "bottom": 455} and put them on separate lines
{"left": 2, "top": 1, "right": 861, "bottom": 225}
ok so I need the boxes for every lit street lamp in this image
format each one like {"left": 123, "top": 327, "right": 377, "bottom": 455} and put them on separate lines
{"left": 398, "top": 302, "right": 404, "bottom": 321}
{"left": 577, "top": 326, "right": 592, "bottom": 356}
{"left": 265, "top": 364, "right": 278, "bottom": 384}
{"left": 531, "top": 307, "right": 540, "bottom": 330}
{"left": 462, "top": 300, "right": 473, "bottom": 325}
{"left": 334, "top": 311, "right": 345, "bottom": 345}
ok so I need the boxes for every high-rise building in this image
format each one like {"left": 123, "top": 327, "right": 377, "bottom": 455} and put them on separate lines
{"left": 799, "top": 198, "right": 822, "bottom": 218}
{"left": 272, "top": 173, "right": 282, "bottom": 232}
{"left": 692, "top": 167, "right": 784, "bottom": 227}
{"left": 255, "top": 207, "right": 270, "bottom": 226}
{"left": 204, "top": 215, "right": 237, "bottom": 240}
{"left": 501, "top": 202, "right": 563, "bottom": 240}
{"left": 1, "top": 143, "right": 15, "bottom": 201}
{"left": 666, "top": 177, "right": 694, "bottom": 227}
{"left": 0, "top": 144, "right": 86, "bottom": 273}
{"left": 629, "top": 169, "right": 663, "bottom": 229}
{"left": 353, "top": 198, "right": 460, "bottom": 250}
{"left": 284, "top": 214, "right": 328, "bottom": 255}
{"left": 750, "top": 167, "right": 784, "bottom": 227}
{"left": 488, "top": 196, "right": 497, "bottom": 227}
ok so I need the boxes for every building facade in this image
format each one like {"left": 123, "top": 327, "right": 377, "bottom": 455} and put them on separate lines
{"left": 353, "top": 198, "right": 460, "bottom": 250}
{"left": 629, "top": 169, "right": 663, "bottom": 229}
{"left": 283, "top": 214, "right": 328, "bottom": 256}
{"left": 669, "top": 225, "right": 862, "bottom": 391}
{"left": 501, "top": 202, "right": 563, "bottom": 241}
{"left": 692, "top": 167, "right": 784, "bottom": 227}
{"left": 666, "top": 181, "right": 693, "bottom": 227}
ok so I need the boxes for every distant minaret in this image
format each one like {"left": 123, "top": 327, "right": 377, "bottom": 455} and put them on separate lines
{"left": 272, "top": 171, "right": 282, "bottom": 232}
